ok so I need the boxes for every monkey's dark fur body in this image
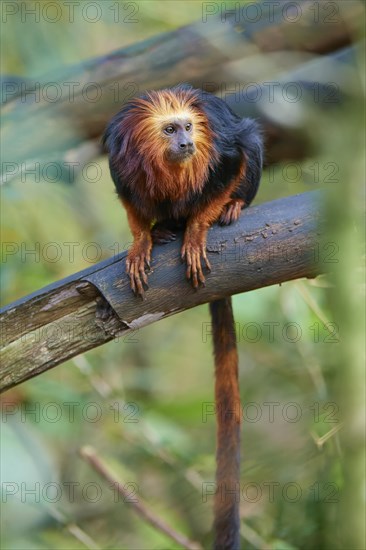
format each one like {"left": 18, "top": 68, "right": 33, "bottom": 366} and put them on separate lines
{"left": 104, "top": 86, "right": 262, "bottom": 224}
{"left": 103, "top": 85, "right": 263, "bottom": 549}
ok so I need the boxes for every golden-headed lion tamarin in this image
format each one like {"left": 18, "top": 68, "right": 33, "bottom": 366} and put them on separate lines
{"left": 103, "top": 84, "right": 263, "bottom": 549}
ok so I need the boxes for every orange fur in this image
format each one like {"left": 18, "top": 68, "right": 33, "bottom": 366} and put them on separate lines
{"left": 210, "top": 298, "right": 241, "bottom": 548}
{"left": 189, "top": 156, "right": 246, "bottom": 228}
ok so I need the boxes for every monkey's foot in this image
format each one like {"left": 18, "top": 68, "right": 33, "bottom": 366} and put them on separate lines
{"left": 181, "top": 241, "right": 211, "bottom": 289}
{"left": 219, "top": 199, "right": 245, "bottom": 225}
{"left": 151, "top": 223, "right": 176, "bottom": 244}
{"left": 126, "top": 240, "right": 152, "bottom": 298}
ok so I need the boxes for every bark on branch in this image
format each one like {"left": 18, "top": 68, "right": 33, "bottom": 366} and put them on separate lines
{"left": 0, "top": 191, "right": 327, "bottom": 393}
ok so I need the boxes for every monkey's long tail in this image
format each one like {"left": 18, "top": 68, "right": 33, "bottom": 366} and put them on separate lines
{"left": 209, "top": 298, "right": 241, "bottom": 550}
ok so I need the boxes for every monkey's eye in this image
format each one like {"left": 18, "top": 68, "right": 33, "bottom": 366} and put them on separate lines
{"left": 164, "top": 126, "right": 175, "bottom": 135}
{"left": 185, "top": 123, "right": 192, "bottom": 131}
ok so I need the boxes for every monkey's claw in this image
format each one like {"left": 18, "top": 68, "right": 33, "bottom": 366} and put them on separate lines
{"left": 181, "top": 243, "right": 211, "bottom": 289}
{"left": 126, "top": 250, "right": 151, "bottom": 299}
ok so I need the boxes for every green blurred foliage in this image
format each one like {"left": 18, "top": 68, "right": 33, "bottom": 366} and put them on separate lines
{"left": 1, "top": 1, "right": 365, "bottom": 549}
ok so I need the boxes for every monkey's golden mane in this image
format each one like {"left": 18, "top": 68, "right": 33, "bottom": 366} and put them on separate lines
{"left": 117, "top": 87, "right": 218, "bottom": 201}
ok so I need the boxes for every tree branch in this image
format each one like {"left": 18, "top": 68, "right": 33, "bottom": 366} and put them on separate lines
{"left": 0, "top": 191, "right": 327, "bottom": 393}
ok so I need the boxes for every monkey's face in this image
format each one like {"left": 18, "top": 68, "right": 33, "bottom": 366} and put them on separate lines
{"left": 161, "top": 118, "right": 196, "bottom": 163}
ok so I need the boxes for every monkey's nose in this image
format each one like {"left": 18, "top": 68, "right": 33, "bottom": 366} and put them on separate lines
{"left": 179, "top": 141, "right": 193, "bottom": 149}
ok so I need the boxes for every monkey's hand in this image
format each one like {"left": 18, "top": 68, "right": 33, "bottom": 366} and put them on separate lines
{"left": 126, "top": 233, "right": 152, "bottom": 298}
{"left": 181, "top": 225, "right": 211, "bottom": 289}
{"left": 219, "top": 199, "right": 245, "bottom": 225}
